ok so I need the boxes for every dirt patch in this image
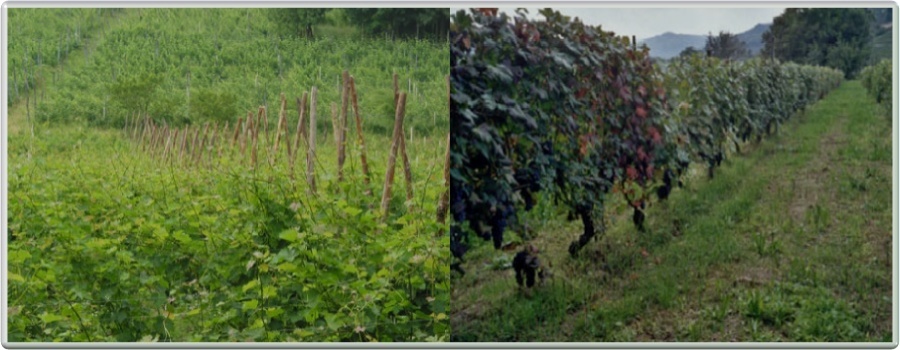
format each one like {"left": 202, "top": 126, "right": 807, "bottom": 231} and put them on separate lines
{"left": 733, "top": 266, "right": 775, "bottom": 287}
{"left": 786, "top": 118, "right": 846, "bottom": 222}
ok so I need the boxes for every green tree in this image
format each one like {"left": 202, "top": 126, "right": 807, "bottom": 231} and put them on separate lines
{"left": 679, "top": 46, "right": 701, "bottom": 58}
{"left": 344, "top": 9, "right": 449, "bottom": 40}
{"left": 705, "top": 31, "right": 749, "bottom": 60}
{"left": 762, "top": 8, "right": 872, "bottom": 78}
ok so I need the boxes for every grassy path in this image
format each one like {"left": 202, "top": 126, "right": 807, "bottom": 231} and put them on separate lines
{"left": 450, "top": 80, "right": 892, "bottom": 342}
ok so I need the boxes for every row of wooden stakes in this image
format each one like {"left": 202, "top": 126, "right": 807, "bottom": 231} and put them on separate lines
{"left": 124, "top": 71, "right": 451, "bottom": 227}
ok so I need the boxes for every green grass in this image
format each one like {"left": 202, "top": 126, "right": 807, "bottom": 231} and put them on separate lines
{"left": 8, "top": 9, "right": 449, "bottom": 342}
{"left": 450, "top": 80, "right": 892, "bottom": 342}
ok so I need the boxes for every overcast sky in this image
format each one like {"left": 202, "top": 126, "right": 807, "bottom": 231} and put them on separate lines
{"left": 450, "top": 7, "right": 787, "bottom": 40}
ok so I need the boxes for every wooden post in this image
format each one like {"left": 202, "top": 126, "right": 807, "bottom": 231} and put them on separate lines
{"left": 296, "top": 93, "right": 309, "bottom": 144}
{"left": 231, "top": 117, "right": 243, "bottom": 150}
{"left": 338, "top": 70, "right": 350, "bottom": 182}
{"left": 272, "top": 93, "right": 287, "bottom": 165}
{"left": 291, "top": 92, "right": 308, "bottom": 178}
{"left": 307, "top": 87, "right": 318, "bottom": 194}
{"left": 399, "top": 129, "right": 414, "bottom": 208}
{"left": 381, "top": 93, "right": 407, "bottom": 223}
{"left": 350, "top": 76, "right": 371, "bottom": 194}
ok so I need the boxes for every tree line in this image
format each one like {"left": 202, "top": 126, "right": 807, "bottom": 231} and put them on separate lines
{"left": 680, "top": 8, "right": 887, "bottom": 78}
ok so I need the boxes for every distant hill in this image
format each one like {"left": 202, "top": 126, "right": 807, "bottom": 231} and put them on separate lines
{"left": 736, "top": 23, "right": 770, "bottom": 55}
{"left": 639, "top": 32, "right": 706, "bottom": 59}
{"left": 640, "top": 23, "right": 772, "bottom": 59}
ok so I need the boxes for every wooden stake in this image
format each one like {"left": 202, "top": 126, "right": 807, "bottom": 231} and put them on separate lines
{"left": 231, "top": 117, "right": 243, "bottom": 150}
{"left": 350, "top": 76, "right": 371, "bottom": 194}
{"left": 291, "top": 92, "right": 308, "bottom": 177}
{"left": 399, "top": 128, "right": 414, "bottom": 207}
{"left": 381, "top": 93, "right": 407, "bottom": 223}
{"left": 296, "top": 93, "right": 309, "bottom": 144}
{"left": 272, "top": 93, "right": 287, "bottom": 165}
{"left": 307, "top": 87, "right": 318, "bottom": 194}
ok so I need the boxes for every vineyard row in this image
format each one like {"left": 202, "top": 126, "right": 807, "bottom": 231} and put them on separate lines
{"left": 449, "top": 9, "right": 845, "bottom": 265}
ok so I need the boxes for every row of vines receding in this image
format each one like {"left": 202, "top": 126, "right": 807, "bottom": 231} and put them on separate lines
{"left": 860, "top": 59, "right": 892, "bottom": 117}
{"left": 449, "top": 9, "right": 844, "bottom": 270}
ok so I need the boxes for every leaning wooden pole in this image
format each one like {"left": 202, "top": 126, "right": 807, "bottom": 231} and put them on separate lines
{"left": 399, "top": 129, "right": 414, "bottom": 208}
{"left": 231, "top": 117, "right": 243, "bottom": 151}
{"left": 349, "top": 76, "right": 371, "bottom": 194}
{"left": 306, "top": 87, "right": 318, "bottom": 194}
{"left": 381, "top": 93, "right": 407, "bottom": 223}
{"left": 272, "top": 93, "right": 287, "bottom": 166}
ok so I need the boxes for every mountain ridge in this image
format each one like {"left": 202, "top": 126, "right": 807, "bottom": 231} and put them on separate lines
{"left": 639, "top": 23, "right": 772, "bottom": 59}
